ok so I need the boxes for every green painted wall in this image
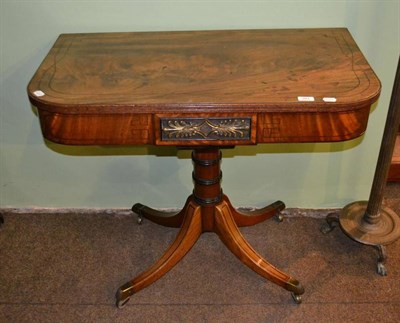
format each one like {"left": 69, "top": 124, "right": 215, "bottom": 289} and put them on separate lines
{"left": 1, "top": 1, "right": 399, "bottom": 209}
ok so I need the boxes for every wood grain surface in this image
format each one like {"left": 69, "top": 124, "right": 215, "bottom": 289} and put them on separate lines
{"left": 27, "top": 29, "right": 381, "bottom": 145}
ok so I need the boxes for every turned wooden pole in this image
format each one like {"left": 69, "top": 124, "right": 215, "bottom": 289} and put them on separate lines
{"left": 192, "top": 148, "right": 223, "bottom": 232}
{"left": 192, "top": 148, "right": 223, "bottom": 206}
{"left": 364, "top": 57, "right": 400, "bottom": 224}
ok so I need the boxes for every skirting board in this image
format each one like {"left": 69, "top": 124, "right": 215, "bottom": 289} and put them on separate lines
{"left": 0, "top": 207, "right": 339, "bottom": 219}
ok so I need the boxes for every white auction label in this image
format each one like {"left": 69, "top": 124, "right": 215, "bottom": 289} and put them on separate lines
{"left": 323, "top": 97, "right": 337, "bottom": 102}
{"left": 33, "top": 90, "right": 45, "bottom": 97}
{"left": 297, "top": 96, "right": 315, "bottom": 102}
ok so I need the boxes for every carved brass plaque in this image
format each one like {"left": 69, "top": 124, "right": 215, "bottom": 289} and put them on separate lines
{"left": 160, "top": 117, "right": 252, "bottom": 141}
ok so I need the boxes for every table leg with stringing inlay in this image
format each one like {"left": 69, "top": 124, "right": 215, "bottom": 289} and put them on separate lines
{"left": 116, "top": 148, "right": 304, "bottom": 307}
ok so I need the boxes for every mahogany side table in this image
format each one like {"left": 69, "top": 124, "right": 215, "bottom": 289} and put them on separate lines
{"left": 27, "top": 29, "right": 381, "bottom": 306}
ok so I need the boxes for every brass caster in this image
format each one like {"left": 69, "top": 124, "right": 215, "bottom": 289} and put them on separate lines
{"left": 287, "top": 279, "right": 304, "bottom": 305}
{"left": 116, "top": 296, "right": 130, "bottom": 308}
{"left": 275, "top": 213, "right": 284, "bottom": 223}
{"left": 291, "top": 292, "right": 302, "bottom": 304}
{"left": 132, "top": 203, "right": 144, "bottom": 225}
{"left": 116, "top": 288, "right": 131, "bottom": 308}
{"left": 116, "top": 282, "right": 135, "bottom": 308}
{"left": 137, "top": 215, "right": 143, "bottom": 225}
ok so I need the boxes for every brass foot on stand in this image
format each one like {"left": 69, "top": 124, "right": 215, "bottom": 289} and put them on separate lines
{"left": 374, "top": 245, "right": 387, "bottom": 276}
{"left": 321, "top": 201, "right": 400, "bottom": 276}
{"left": 320, "top": 212, "right": 339, "bottom": 234}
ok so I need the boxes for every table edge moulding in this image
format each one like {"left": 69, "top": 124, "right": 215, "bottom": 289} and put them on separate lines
{"left": 27, "top": 28, "right": 381, "bottom": 307}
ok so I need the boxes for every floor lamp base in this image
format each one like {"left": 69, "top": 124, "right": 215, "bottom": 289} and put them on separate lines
{"left": 321, "top": 201, "right": 400, "bottom": 276}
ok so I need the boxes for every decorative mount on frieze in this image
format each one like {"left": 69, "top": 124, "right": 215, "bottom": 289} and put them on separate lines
{"left": 160, "top": 117, "right": 252, "bottom": 141}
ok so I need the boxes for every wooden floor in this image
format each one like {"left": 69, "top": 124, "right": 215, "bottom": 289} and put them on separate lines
{"left": 0, "top": 183, "right": 399, "bottom": 322}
